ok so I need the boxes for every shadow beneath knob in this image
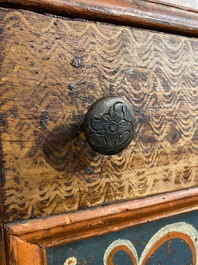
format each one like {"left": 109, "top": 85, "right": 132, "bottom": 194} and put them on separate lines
{"left": 42, "top": 124, "right": 98, "bottom": 173}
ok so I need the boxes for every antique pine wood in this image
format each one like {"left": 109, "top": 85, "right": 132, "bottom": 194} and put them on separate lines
{"left": 0, "top": 2, "right": 198, "bottom": 264}
{"left": 2, "top": 0, "right": 198, "bottom": 36}
{"left": 5, "top": 187, "right": 198, "bottom": 265}
{"left": 0, "top": 8, "right": 198, "bottom": 223}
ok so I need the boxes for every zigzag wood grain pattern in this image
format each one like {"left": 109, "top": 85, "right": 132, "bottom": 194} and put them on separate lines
{"left": 0, "top": 8, "right": 197, "bottom": 222}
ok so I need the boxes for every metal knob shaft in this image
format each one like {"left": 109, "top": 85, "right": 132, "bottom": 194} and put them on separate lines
{"left": 84, "top": 96, "right": 135, "bottom": 155}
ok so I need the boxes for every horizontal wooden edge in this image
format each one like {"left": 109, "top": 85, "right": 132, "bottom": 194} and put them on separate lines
{"left": 5, "top": 187, "right": 198, "bottom": 248}
{"left": 1, "top": 0, "right": 198, "bottom": 36}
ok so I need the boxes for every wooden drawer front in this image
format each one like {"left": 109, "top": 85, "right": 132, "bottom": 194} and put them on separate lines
{"left": 0, "top": 8, "right": 198, "bottom": 222}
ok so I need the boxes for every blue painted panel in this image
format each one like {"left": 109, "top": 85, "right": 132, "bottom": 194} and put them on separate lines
{"left": 145, "top": 238, "right": 192, "bottom": 265}
{"left": 47, "top": 210, "right": 198, "bottom": 265}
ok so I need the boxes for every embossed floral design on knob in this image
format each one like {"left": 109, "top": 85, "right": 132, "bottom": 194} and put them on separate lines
{"left": 91, "top": 102, "right": 133, "bottom": 147}
{"left": 84, "top": 96, "right": 135, "bottom": 155}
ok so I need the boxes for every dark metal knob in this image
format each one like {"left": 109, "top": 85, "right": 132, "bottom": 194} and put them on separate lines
{"left": 84, "top": 96, "right": 135, "bottom": 155}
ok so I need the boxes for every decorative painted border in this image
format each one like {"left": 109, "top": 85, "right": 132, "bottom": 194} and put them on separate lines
{"left": 2, "top": 0, "right": 198, "bottom": 36}
{"left": 5, "top": 187, "right": 198, "bottom": 265}
{"left": 104, "top": 223, "right": 198, "bottom": 265}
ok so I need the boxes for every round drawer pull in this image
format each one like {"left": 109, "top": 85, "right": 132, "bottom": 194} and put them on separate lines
{"left": 84, "top": 96, "right": 135, "bottom": 155}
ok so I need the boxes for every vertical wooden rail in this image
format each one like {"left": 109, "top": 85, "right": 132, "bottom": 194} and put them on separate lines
{"left": 6, "top": 230, "right": 46, "bottom": 265}
{"left": 0, "top": 225, "right": 6, "bottom": 265}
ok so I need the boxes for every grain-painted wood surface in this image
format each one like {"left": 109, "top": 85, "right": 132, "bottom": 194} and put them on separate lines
{"left": 0, "top": 8, "right": 198, "bottom": 222}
